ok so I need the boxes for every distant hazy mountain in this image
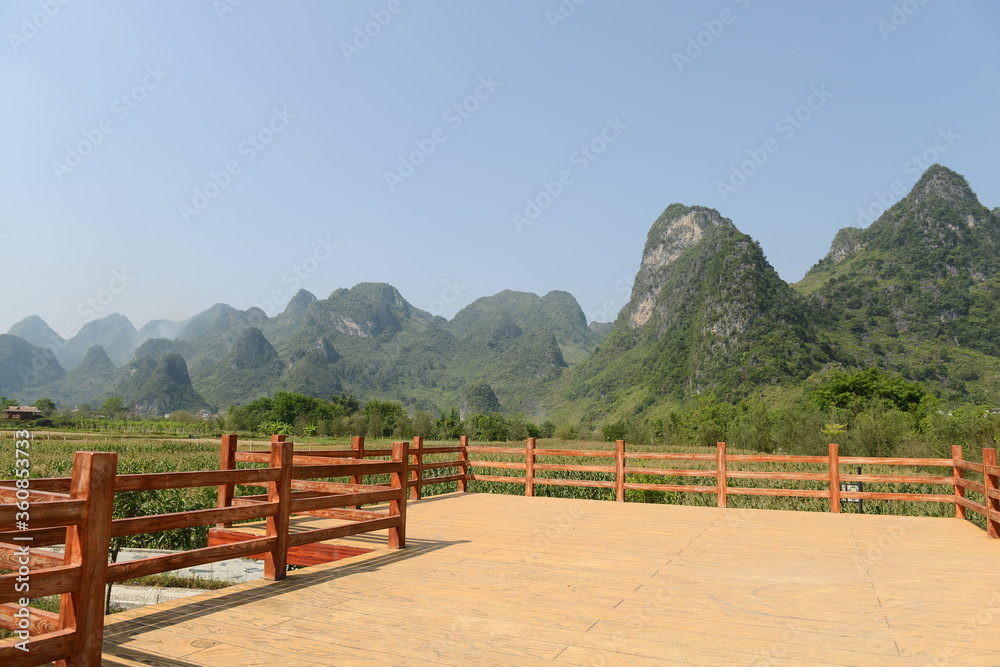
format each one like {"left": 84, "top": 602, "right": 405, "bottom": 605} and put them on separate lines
{"left": 448, "top": 290, "right": 604, "bottom": 364}
{"left": 59, "top": 313, "right": 139, "bottom": 369}
{"left": 0, "top": 334, "right": 64, "bottom": 396}
{"left": 24, "top": 345, "right": 118, "bottom": 407}
{"left": 7, "top": 315, "right": 62, "bottom": 356}
{"left": 138, "top": 318, "right": 190, "bottom": 341}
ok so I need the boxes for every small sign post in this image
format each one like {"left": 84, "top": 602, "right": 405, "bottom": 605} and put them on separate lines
{"left": 840, "top": 466, "right": 864, "bottom": 514}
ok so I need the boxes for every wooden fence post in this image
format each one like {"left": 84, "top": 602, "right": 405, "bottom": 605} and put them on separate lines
{"left": 525, "top": 437, "right": 536, "bottom": 497}
{"left": 410, "top": 436, "right": 424, "bottom": 500}
{"left": 984, "top": 448, "right": 999, "bottom": 539}
{"left": 264, "top": 439, "right": 293, "bottom": 581}
{"left": 458, "top": 435, "right": 469, "bottom": 492}
{"left": 217, "top": 434, "right": 238, "bottom": 528}
{"left": 952, "top": 445, "right": 965, "bottom": 519}
{"left": 390, "top": 441, "right": 408, "bottom": 548}
{"left": 351, "top": 435, "right": 365, "bottom": 461}
{"left": 829, "top": 443, "right": 841, "bottom": 513}
{"left": 351, "top": 436, "right": 365, "bottom": 509}
{"left": 615, "top": 440, "right": 625, "bottom": 502}
{"left": 58, "top": 451, "right": 117, "bottom": 666}
{"left": 716, "top": 442, "right": 727, "bottom": 508}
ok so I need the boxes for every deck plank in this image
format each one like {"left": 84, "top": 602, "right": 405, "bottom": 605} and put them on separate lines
{"left": 98, "top": 492, "right": 1000, "bottom": 666}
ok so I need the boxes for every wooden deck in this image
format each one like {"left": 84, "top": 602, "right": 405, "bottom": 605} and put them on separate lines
{"left": 97, "top": 493, "right": 1000, "bottom": 666}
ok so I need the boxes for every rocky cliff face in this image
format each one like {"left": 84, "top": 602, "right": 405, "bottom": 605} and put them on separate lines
{"left": 563, "top": 203, "right": 829, "bottom": 413}
{"left": 829, "top": 227, "right": 865, "bottom": 263}
{"left": 628, "top": 205, "right": 733, "bottom": 328}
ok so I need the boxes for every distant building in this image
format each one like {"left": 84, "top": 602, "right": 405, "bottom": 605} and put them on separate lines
{"left": 2, "top": 406, "right": 43, "bottom": 420}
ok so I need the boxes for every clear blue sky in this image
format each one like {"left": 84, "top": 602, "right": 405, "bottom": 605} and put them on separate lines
{"left": 2, "top": 0, "right": 998, "bottom": 338}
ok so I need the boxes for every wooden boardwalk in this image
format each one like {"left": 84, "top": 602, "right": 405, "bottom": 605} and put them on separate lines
{"left": 97, "top": 493, "right": 1000, "bottom": 666}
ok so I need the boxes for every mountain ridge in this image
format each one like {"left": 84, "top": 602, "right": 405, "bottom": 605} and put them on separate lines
{"left": 3, "top": 164, "right": 997, "bottom": 418}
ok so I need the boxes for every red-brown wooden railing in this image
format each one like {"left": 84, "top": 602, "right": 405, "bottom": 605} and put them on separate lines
{"left": 229, "top": 436, "right": 999, "bottom": 536}
{"left": 0, "top": 436, "right": 407, "bottom": 666}
{"left": 393, "top": 438, "right": 1000, "bottom": 535}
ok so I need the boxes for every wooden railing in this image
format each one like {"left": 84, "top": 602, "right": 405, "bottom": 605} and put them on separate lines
{"left": 0, "top": 435, "right": 407, "bottom": 666}
{"left": 285, "top": 435, "right": 470, "bottom": 501}
{"left": 392, "top": 437, "right": 1000, "bottom": 537}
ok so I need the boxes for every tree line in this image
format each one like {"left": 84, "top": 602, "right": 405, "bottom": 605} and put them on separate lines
{"left": 5, "top": 368, "right": 999, "bottom": 458}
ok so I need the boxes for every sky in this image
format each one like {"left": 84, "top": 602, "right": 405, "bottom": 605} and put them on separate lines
{"left": 1, "top": 0, "right": 998, "bottom": 340}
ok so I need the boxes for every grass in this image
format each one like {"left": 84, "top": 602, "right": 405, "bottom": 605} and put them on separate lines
{"left": 114, "top": 573, "right": 231, "bottom": 590}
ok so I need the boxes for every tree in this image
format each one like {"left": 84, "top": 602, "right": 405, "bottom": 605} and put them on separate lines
{"left": 101, "top": 396, "right": 128, "bottom": 419}
{"left": 412, "top": 411, "right": 433, "bottom": 439}
{"left": 330, "top": 392, "right": 360, "bottom": 415}
{"left": 434, "top": 408, "right": 464, "bottom": 440}
{"left": 810, "top": 367, "right": 928, "bottom": 414}
{"left": 364, "top": 399, "right": 404, "bottom": 438}
{"left": 32, "top": 398, "right": 56, "bottom": 416}
{"left": 470, "top": 413, "right": 509, "bottom": 442}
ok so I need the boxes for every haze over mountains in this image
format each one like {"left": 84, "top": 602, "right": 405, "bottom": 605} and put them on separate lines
{"left": 3, "top": 166, "right": 997, "bottom": 422}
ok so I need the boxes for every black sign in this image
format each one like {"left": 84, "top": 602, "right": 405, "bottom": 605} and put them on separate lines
{"left": 839, "top": 466, "right": 864, "bottom": 513}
